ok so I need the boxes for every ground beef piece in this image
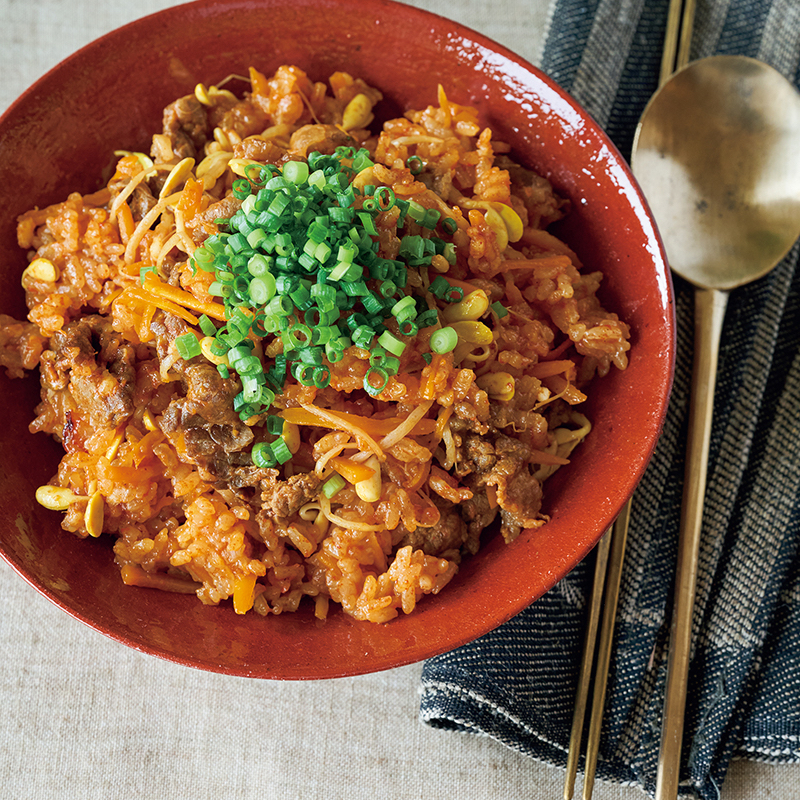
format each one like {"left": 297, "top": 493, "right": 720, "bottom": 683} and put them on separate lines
{"left": 232, "top": 136, "right": 290, "bottom": 165}
{"left": 161, "top": 95, "right": 208, "bottom": 160}
{"left": 454, "top": 430, "right": 497, "bottom": 476}
{"left": 31, "top": 315, "right": 136, "bottom": 450}
{"left": 185, "top": 195, "right": 242, "bottom": 243}
{"left": 160, "top": 362, "right": 253, "bottom": 465}
{"left": 128, "top": 182, "right": 157, "bottom": 221}
{"left": 495, "top": 468, "right": 543, "bottom": 543}
{"left": 0, "top": 314, "right": 46, "bottom": 378}
{"left": 459, "top": 490, "right": 498, "bottom": 554}
{"left": 107, "top": 177, "right": 157, "bottom": 223}
{"left": 496, "top": 154, "right": 568, "bottom": 229}
{"left": 259, "top": 471, "right": 322, "bottom": 521}
{"left": 217, "top": 99, "right": 270, "bottom": 140}
{"left": 288, "top": 124, "right": 352, "bottom": 158}
{"left": 397, "top": 497, "right": 468, "bottom": 559}
{"left": 452, "top": 400, "right": 490, "bottom": 435}
{"left": 455, "top": 430, "right": 544, "bottom": 543}
{"left": 153, "top": 314, "right": 254, "bottom": 468}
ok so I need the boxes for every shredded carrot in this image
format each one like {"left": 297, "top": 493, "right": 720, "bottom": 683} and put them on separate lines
{"left": 280, "top": 406, "right": 436, "bottom": 438}
{"left": 498, "top": 254, "right": 573, "bottom": 273}
{"left": 328, "top": 455, "right": 376, "bottom": 484}
{"left": 530, "top": 359, "right": 577, "bottom": 379}
{"left": 248, "top": 66, "right": 270, "bottom": 96}
{"left": 420, "top": 354, "right": 446, "bottom": 400}
{"left": 520, "top": 228, "right": 582, "bottom": 264}
{"left": 107, "top": 464, "right": 150, "bottom": 482}
{"left": 529, "top": 450, "right": 571, "bottom": 466}
{"left": 117, "top": 201, "right": 135, "bottom": 245}
{"left": 539, "top": 338, "right": 573, "bottom": 361}
{"left": 120, "top": 564, "right": 200, "bottom": 594}
{"left": 132, "top": 430, "right": 166, "bottom": 467}
{"left": 127, "top": 285, "right": 200, "bottom": 326}
{"left": 177, "top": 176, "right": 204, "bottom": 219}
{"left": 232, "top": 574, "right": 257, "bottom": 614}
{"left": 143, "top": 273, "right": 227, "bottom": 321}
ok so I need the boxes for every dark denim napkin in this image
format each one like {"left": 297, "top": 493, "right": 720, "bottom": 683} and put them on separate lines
{"left": 419, "top": 2, "right": 800, "bottom": 798}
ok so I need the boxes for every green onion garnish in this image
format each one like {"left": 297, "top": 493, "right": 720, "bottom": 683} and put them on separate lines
{"left": 175, "top": 333, "right": 201, "bottom": 360}
{"left": 322, "top": 473, "right": 346, "bottom": 498}
{"left": 430, "top": 326, "right": 458, "bottom": 354}
{"left": 192, "top": 142, "right": 469, "bottom": 431}
{"left": 491, "top": 300, "right": 509, "bottom": 318}
{"left": 251, "top": 441, "right": 277, "bottom": 469}
{"left": 407, "top": 155, "right": 423, "bottom": 174}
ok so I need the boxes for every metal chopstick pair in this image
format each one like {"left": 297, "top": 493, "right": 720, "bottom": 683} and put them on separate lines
{"left": 563, "top": 504, "right": 631, "bottom": 800}
{"left": 563, "top": 3, "right": 695, "bottom": 797}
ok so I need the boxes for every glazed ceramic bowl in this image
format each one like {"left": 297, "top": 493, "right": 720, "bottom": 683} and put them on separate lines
{"left": 0, "top": 0, "right": 674, "bottom": 679}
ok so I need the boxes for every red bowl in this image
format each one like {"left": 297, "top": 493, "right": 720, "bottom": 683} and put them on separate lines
{"left": 0, "top": 0, "right": 674, "bottom": 679}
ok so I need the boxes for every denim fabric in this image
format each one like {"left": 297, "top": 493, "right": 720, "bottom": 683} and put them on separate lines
{"left": 419, "top": 2, "right": 800, "bottom": 797}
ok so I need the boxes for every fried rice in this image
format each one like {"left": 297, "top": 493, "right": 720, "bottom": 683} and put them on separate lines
{"left": 0, "top": 65, "right": 630, "bottom": 623}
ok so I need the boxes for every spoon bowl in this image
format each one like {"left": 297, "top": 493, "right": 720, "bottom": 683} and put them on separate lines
{"left": 632, "top": 55, "right": 800, "bottom": 289}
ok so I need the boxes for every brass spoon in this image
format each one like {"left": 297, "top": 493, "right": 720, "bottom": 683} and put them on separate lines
{"left": 630, "top": 55, "right": 800, "bottom": 799}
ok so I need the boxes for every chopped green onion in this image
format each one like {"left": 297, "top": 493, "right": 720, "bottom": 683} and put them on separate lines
{"left": 442, "top": 217, "right": 458, "bottom": 235}
{"left": 250, "top": 276, "right": 276, "bottom": 305}
{"left": 491, "top": 300, "right": 509, "bottom": 318}
{"left": 312, "top": 365, "right": 331, "bottom": 388}
{"left": 421, "top": 208, "right": 441, "bottom": 229}
{"left": 373, "top": 186, "right": 396, "bottom": 210}
{"left": 430, "top": 326, "right": 458, "bottom": 354}
{"left": 325, "top": 343, "right": 344, "bottom": 363}
{"left": 198, "top": 314, "right": 217, "bottom": 337}
{"left": 378, "top": 330, "right": 406, "bottom": 357}
{"left": 232, "top": 178, "right": 252, "bottom": 199}
{"left": 416, "top": 309, "right": 439, "bottom": 329}
{"left": 364, "top": 366, "right": 389, "bottom": 396}
{"left": 175, "top": 333, "right": 201, "bottom": 360}
{"left": 265, "top": 415, "right": 284, "bottom": 435}
{"left": 391, "top": 295, "right": 416, "bottom": 319}
{"left": 270, "top": 437, "right": 293, "bottom": 464}
{"left": 407, "top": 156, "right": 423, "bottom": 175}
{"left": 283, "top": 160, "right": 310, "bottom": 184}
{"left": 251, "top": 442, "right": 277, "bottom": 468}
{"left": 429, "top": 275, "right": 451, "bottom": 298}
{"left": 352, "top": 325, "right": 375, "bottom": 349}
{"left": 398, "top": 318, "right": 418, "bottom": 337}
{"left": 322, "top": 473, "right": 346, "bottom": 498}
{"left": 444, "top": 286, "right": 464, "bottom": 303}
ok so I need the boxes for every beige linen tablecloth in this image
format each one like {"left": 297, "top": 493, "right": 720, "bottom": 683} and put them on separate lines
{"left": 2, "top": 2, "right": 799, "bottom": 798}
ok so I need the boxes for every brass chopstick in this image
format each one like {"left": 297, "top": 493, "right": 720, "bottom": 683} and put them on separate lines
{"left": 562, "top": 505, "right": 632, "bottom": 800}
{"left": 563, "top": 5, "right": 694, "bottom": 798}
{"left": 660, "top": 0, "right": 696, "bottom": 84}
{"left": 653, "top": 3, "right": 697, "bottom": 800}
{"left": 563, "top": 527, "right": 613, "bottom": 800}
{"left": 581, "top": 502, "right": 631, "bottom": 800}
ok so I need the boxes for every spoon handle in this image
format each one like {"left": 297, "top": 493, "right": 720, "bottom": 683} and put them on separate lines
{"left": 655, "top": 286, "right": 729, "bottom": 799}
